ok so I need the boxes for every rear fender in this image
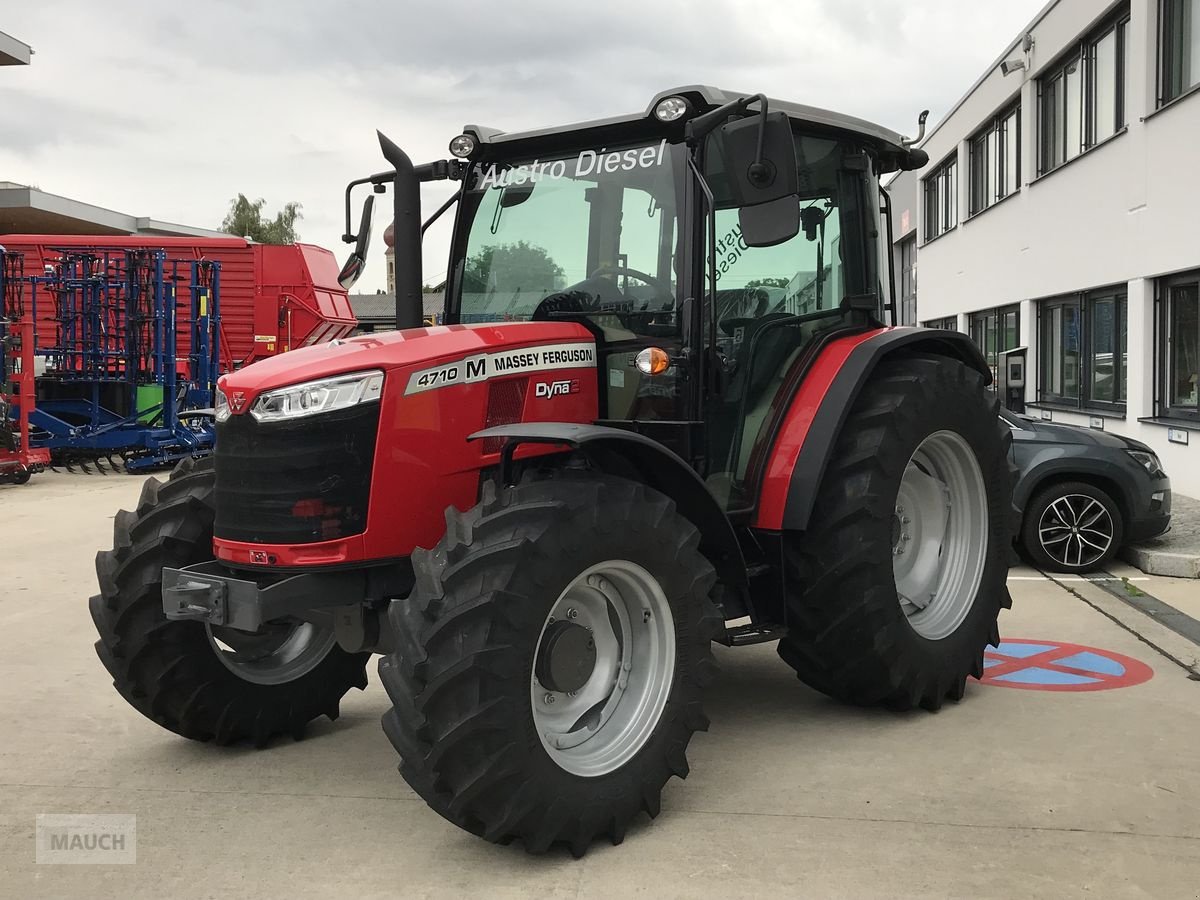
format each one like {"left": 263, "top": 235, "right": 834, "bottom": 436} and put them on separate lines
{"left": 755, "top": 327, "right": 991, "bottom": 532}
{"left": 469, "top": 422, "right": 748, "bottom": 598}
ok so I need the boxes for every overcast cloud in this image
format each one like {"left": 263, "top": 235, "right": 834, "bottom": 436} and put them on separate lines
{"left": 2, "top": 0, "right": 1045, "bottom": 292}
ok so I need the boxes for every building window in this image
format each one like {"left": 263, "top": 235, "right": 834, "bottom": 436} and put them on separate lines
{"left": 969, "top": 305, "right": 1021, "bottom": 378}
{"left": 969, "top": 104, "right": 1020, "bottom": 215}
{"left": 1161, "top": 270, "right": 1200, "bottom": 419}
{"left": 899, "top": 236, "right": 917, "bottom": 325}
{"left": 1038, "top": 287, "right": 1128, "bottom": 410}
{"left": 1039, "top": 7, "right": 1129, "bottom": 174}
{"left": 1161, "top": 0, "right": 1200, "bottom": 104}
{"left": 924, "top": 316, "right": 958, "bottom": 331}
{"left": 923, "top": 154, "right": 958, "bottom": 242}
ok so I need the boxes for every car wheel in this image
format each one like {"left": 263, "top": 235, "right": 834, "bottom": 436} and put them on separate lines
{"left": 1022, "top": 481, "right": 1124, "bottom": 574}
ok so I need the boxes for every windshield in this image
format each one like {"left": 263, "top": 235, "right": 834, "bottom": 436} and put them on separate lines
{"left": 452, "top": 141, "right": 684, "bottom": 335}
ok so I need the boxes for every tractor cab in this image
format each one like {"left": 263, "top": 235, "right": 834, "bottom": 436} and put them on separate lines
{"left": 343, "top": 86, "right": 929, "bottom": 513}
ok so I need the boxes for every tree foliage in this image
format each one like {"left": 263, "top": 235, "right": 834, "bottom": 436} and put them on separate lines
{"left": 745, "top": 277, "right": 791, "bottom": 289}
{"left": 462, "top": 242, "right": 564, "bottom": 295}
{"left": 220, "top": 194, "right": 302, "bottom": 244}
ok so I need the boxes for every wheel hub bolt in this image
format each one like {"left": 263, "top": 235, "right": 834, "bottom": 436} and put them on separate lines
{"left": 543, "top": 692, "right": 555, "bottom": 704}
{"left": 567, "top": 608, "right": 578, "bottom": 619}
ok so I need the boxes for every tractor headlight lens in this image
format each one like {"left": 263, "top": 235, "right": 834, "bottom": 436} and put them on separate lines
{"left": 654, "top": 96, "right": 689, "bottom": 122}
{"left": 214, "top": 388, "right": 230, "bottom": 423}
{"left": 449, "top": 134, "right": 476, "bottom": 158}
{"left": 1126, "top": 449, "right": 1163, "bottom": 477}
{"left": 250, "top": 370, "right": 384, "bottom": 422}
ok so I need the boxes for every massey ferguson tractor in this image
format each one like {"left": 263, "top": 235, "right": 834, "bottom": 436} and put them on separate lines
{"left": 90, "top": 86, "right": 1012, "bottom": 855}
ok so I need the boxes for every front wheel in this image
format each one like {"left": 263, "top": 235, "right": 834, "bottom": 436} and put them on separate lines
{"left": 778, "top": 354, "right": 1013, "bottom": 710}
{"left": 379, "top": 472, "right": 721, "bottom": 856}
{"left": 1021, "top": 481, "right": 1123, "bottom": 573}
{"left": 89, "top": 457, "right": 370, "bottom": 746}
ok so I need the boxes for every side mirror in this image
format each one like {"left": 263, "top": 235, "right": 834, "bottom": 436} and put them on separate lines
{"left": 337, "top": 194, "right": 375, "bottom": 290}
{"left": 716, "top": 110, "right": 801, "bottom": 248}
{"left": 499, "top": 183, "right": 535, "bottom": 208}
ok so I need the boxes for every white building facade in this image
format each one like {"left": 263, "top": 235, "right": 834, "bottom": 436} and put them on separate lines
{"left": 889, "top": 0, "right": 1200, "bottom": 497}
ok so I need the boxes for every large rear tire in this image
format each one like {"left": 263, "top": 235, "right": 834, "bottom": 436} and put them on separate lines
{"left": 379, "top": 471, "right": 721, "bottom": 856}
{"left": 90, "top": 457, "right": 370, "bottom": 746}
{"left": 777, "top": 354, "right": 1012, "bottom": 710}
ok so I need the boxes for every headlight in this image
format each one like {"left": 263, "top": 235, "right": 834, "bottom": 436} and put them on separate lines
{"left": 1126, "top": 449, "right": 1163, "bottom": 477}
{"left": 250, "top": 370, "right": 384, "bottom": 422}
{"left": 214, "top": 388, "right": 230, "bottom": 423}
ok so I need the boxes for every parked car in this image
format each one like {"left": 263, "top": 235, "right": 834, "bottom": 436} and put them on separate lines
{"left": 1001, "top": 409, "right": 1172, "bottom": 573}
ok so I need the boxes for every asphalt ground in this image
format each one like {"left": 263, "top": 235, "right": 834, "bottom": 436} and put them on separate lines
{"left": 2, "top": 471, "right": 1198, "bottom": 899}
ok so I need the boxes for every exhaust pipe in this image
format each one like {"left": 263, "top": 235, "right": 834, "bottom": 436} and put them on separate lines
{"left": 377, "top": 131, "right": 424, "bottom": 331}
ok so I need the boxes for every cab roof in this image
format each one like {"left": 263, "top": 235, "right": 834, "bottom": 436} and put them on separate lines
{"left": 464, "top": 85, "right": 924, "bottom": 172}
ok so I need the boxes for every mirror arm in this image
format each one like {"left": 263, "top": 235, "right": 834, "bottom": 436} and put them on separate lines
{"left": 422, "top": 190, "right": 462, "bottom": 238}
{"left": 343, "top": 171, "right": 395, "bottom": 243}
{"left": 684, "top": 93, "right": 766, "bottom": 145}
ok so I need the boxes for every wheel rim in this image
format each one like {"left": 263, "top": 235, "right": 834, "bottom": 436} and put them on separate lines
{"left": 1037, "top": 493, "right": 1115, "bottom": 569}
{"left": 892, "top": 430, "right": 989, "bottom": 641}
{"left": 531, "top": 560, "right": 675, "bottom": 778}
{"left": 206, "top": 619, "right": 337, "bottom": 685}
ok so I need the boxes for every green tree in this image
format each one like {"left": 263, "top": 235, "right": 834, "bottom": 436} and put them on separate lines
{"left": 745, "top": 277, "right": 790, "bottom": 289}
{"left": 462, "top": 242, "right": 564, "bottom": 295}
{"left": 220, "top": 194, "right": 302, "bottom": 244}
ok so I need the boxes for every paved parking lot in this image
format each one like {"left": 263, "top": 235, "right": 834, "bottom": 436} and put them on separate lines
{"left": 2, "top": 473, "right": 1199, "bottom": 898}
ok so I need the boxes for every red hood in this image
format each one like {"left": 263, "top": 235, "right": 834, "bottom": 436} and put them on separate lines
{"left": 218, "top": 320, "right": 595, "bottom": 401}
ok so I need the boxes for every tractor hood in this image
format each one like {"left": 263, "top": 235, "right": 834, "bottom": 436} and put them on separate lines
{"left": 218, "top": 320, "right": 596, "bottom": 408}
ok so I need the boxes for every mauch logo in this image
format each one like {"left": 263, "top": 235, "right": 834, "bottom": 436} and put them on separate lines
{"left": 230, "top": 391, "right": 247, "bottom": 413}
{"left": 36, "top": 814, "right": 137, "bottom": 865}
{"left": 534, "top": 379, "right": 580, "bottom": 399}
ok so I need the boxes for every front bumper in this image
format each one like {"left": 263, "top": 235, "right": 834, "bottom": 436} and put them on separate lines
{"left": 1126, "top": 481, "right": 1171, "bottom": 543}
{"left": 162, "top": 561, "right": 365, "bottom": 630}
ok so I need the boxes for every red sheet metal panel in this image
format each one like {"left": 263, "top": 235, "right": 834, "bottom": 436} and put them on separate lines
{"left": 0, "top": 235, "right": 356, "bottom": 370}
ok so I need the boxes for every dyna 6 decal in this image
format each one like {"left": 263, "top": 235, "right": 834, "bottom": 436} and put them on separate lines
{"left": 403, "top": 341, "right": 596, "bottom": 395}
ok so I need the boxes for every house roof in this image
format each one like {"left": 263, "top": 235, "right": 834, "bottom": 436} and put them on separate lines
{"left": 349, "top": 291, "right": 444, "bottom": 324}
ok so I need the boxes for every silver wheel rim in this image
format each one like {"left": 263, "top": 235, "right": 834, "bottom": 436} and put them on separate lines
{"left": 206, "top": 620, "right": 337, "bottom": 685}
{"left": 892, "top": 430, "right": 989, "bottom": 640}
{"left": 1037, "top": 493, "right": 1115, "bottom": 569}
{"left": 531, "top": 560, "right": 675, "bottom": 778}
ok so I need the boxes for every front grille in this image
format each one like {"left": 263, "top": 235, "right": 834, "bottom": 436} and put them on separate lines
{"left": 214, "top": 403, "right": 380, "bottom": 544}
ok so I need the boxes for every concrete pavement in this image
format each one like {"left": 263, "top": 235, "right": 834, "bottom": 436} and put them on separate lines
{"left": 2, "top": 471, "right": 1198, "bottom": 898}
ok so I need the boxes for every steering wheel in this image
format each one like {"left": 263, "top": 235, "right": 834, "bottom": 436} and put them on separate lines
{"left": 533, "top": 267, "right": 674, "bottom": 323}
{"left": 587, "top": 265, "right": 674, "bottom": 306}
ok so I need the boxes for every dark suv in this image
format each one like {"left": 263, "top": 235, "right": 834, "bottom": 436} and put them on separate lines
{"left": 1002, "top": 409, "right": 1172, "bottom": 573}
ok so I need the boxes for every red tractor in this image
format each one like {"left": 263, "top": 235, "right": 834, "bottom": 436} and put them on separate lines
{"left": 91, "top": 87, "right": 1011, "bottom": 855}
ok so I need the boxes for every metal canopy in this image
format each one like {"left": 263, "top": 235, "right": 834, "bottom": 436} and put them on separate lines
{"left": 0, "top": 31, "right": 32, "bottom": 66}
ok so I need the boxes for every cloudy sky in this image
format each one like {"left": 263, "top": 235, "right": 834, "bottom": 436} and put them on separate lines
{"left": 3, "top": 0, "right": 1046, "bottom": 294}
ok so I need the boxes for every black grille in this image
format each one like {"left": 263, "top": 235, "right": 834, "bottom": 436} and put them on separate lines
{"left": 214, "top": 403, "right": 380, "bottom": 544}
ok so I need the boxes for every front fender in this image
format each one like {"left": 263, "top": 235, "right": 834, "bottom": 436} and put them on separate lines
{"left": 470, "top": 422, "right": 748, "bottom": 593}
{"left": 756, "top": 326, "right": 992, "bottom": 532}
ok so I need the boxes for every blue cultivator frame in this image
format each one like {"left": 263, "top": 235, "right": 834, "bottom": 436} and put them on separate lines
{"left": 26, "top": 248, "right": 221, "bottom": 473}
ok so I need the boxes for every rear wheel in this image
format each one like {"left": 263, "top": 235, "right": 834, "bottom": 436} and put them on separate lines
{"left": 89, "top": 457, "right": 370, "bottom": 746}
{"left": 379, "top": 471, "right": 721, "bottom": 856}
{"left": 1021, "top": 482, "right": 1123, "bottom": 573}
{"left": 777, "top": 354, "right": 1012, "bottom": 710}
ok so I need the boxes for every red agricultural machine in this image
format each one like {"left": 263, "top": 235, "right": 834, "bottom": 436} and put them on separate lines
{"left": 0, "top": 249, "right": 50, "bottom": 485}
{"left": 91, "top": 87, "right": 1012, "bottom": 855}
{"left": 0, "top": 235, "right": 357, "bottom": 370}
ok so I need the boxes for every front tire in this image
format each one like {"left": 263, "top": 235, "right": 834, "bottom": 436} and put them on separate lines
{"left": 1021, "top": 481, "right": 1123, "bottom": 573}
{"left": 777, "top": 354, "right": 1013, "bottom": 710}
{"left": 379, "top": 471, "right": 721, "bottom": 856}
{"left": 90, "top": 457, "right": 370, "bottom": 746}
